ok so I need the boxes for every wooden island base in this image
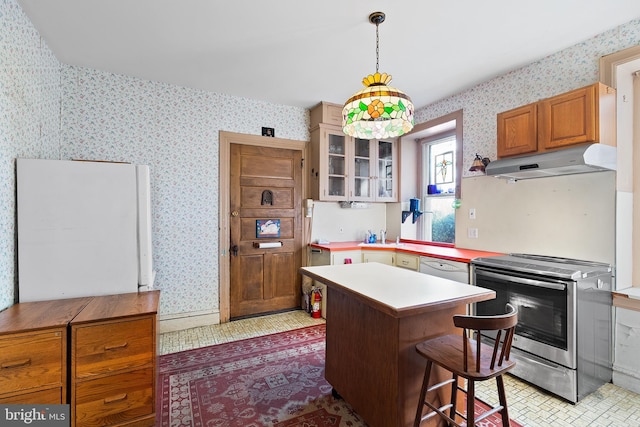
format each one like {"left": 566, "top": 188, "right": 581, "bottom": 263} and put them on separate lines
{"left": 301, "top": 263, "right": 495, "bottom": 427}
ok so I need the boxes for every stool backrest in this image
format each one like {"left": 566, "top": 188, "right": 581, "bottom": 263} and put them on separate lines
{"left": 453, "top": 303, "right": 517, "bottom": 373}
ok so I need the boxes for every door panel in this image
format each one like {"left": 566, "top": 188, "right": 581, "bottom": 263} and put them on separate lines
{"left": 230, "top": 144, "right": 302, "bottom": 319}
{"left": 241, "top": 188, "right": 293, "bottom": 207}
{"left": 241, "top": 155, "right": 294, "bottom": 178}
{"left": 239, "top": 255, "right": 264, "bottom": 301}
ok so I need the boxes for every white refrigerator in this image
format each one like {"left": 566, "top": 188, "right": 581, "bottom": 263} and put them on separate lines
{"left": 16, "top": 158, "right": 154, "bottom": 302}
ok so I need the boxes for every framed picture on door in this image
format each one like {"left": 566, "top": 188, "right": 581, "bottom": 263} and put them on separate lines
{"left": 256, "top": 219, "right": 280, "bottom": 238}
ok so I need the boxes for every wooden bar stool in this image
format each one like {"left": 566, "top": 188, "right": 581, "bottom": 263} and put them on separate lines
{"left": 414, "top": 303, "right": 517, "bottom": 427}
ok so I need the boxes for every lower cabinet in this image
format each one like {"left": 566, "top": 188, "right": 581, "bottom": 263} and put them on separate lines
{"left": 332, "top": 250, "right": 361, "bottom": 265}
{"left": 0, "top": 292, "right": 159, "bottom": 427}
{"left": 308, "top": 249, "right": 362, "bottom": 319}
{"left": 73, "top": 367, "right": 154, "bottom": 427}
{"left": 70, "top": 292, "right": 159, "bottom": 427}
{"left": 395, "top": 252, "right": 420, "bottom": 271}
{"left": 0, "top": 330, "right": 65, "bottom": 404}
{"left": 0, "top": 387, "right": 63, "bottom": 404}
{"left": 361, "top": 250, "right": 395, "bottom": 265}
{"left": 0, "top": 297, "right": 92, "bottom": 405}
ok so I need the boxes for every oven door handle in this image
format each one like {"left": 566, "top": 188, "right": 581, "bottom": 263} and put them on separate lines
{"left": 477, "top": 270, "right": 567, "bottom": 291}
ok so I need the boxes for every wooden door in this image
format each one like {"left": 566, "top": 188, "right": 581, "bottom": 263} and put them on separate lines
{"left": 229, "top": 144, "right": 303, "bottom": 319}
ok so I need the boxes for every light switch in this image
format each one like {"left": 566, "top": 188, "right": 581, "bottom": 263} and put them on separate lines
{"left": 469, "top": 208, "right": 476, "bottom": 219}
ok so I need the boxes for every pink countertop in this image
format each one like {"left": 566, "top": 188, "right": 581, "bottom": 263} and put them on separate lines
{"left": 309, "top": 240, "right": 504, "bottom": 263}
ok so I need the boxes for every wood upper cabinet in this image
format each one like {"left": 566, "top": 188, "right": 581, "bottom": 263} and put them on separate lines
{"left": 309, "top": 102, "right": 398, "bottom": 202}
{"left": 497, "top": 82, "right": 616, "bottom": 158}
{"left": 538, "top": 82, "right": 615, "bottom": 150}
{"left": 497, "top": 103, "right": 537, "bottom": 157}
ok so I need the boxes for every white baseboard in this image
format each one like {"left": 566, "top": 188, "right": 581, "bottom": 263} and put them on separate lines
{"left": 159, "top": 310, "right": 220, "bottom": 333}
{"left": 613, "top": 368, "right": 640, "bottom": 394}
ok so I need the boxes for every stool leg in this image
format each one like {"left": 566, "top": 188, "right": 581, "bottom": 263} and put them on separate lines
{"left": 467, "top": 379, "right": 475, "bottom": 426}
{"left": 449, "top": 374, "right": 458, "bottom": 423}
{"left": 496, "top": 375, "right": 511, "bottom": 427}
{"left": 414, "top": 361, "right": 433, "bottom": 427}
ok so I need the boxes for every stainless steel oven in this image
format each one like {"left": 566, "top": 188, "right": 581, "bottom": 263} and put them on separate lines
{"left": 471, "top": 254, "right": 613, "bottom": 403}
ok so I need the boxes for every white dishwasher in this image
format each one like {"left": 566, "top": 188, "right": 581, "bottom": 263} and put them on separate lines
{"left": 419, "top": 256, "right": 469, "bottom": 283}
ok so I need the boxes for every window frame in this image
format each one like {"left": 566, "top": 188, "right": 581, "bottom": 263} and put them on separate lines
{"left": 407, "top": 111, "right": 463, "bottom": 243}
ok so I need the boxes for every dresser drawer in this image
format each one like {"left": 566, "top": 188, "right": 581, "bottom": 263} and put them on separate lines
{"left": 0, "top": 387, "right": 62, "bottom": 404}
{"left": 74, "top": 317, "right": 153, "bottom": 379}
{"left": 74, "top": 367, "right": 154, "bottom": 427}
{"left": 0, "top": 331, "right": 63, "bottom": 395}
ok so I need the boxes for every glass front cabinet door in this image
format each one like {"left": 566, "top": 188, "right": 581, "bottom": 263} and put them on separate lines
{"left": 349, "top": 138, "right": 397, "bottom": 202}
{"left": 351, "top": 138, "right": 373, "bottom": 201}
{"left": 310, "top": 125, "right": 397, "bottom": 202}
{"left": 327, "top": 132, "right": 347, "bottom": 199}
{"left": 311, "top": 126, "right": 348, "bottom": 201}
{"left": 375, "top": 139, "right": 396, "bottom": 202}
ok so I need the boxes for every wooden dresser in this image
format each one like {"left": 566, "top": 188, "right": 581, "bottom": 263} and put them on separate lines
{"left": 0, "top": 297, "right": 92, "bottom": 404}
{"left": 0, "top": 291, "right": 159, "bottom": 427}
{"left": 70, "top": 291, "right": 159, "bottom": 427}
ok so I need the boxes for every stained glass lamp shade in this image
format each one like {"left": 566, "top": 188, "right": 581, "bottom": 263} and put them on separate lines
{"left": 342, "top": 72, "right": 414, "bottom": 139}
{"left": 342, "top": 12, "right": 415, "bottom": 140}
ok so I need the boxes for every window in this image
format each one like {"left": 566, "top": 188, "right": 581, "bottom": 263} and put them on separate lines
{"left": 402, "top": 110, "right": 462, "bottom": 244}
{"left": 421, "top": 133, "right": 457, "bottom": 243}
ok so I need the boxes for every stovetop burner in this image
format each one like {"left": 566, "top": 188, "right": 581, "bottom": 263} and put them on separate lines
{"left": 472, "top": 253, "right": 611, "bottom": 280}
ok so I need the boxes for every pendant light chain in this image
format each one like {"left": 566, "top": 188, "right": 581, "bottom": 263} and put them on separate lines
{"left": 375, "top": 21, "right": 380, "bottom": 74}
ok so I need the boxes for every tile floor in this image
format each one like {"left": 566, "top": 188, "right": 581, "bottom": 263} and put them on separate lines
{"left": 159, "top": 310, "right": 640, "bottom": 427}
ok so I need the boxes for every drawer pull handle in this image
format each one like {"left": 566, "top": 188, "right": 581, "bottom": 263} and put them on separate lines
{"left": 1, "top": 358, "right": 31, "bottom": 369}
{"left": 104, "top": 342, "right": 128, "bottom": 351}
{"left": 104, "top": 393, "right": 128, "bottom": 404}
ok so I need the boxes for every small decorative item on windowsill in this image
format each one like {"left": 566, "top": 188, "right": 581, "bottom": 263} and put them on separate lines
{"left": 469, "top": 154, "right": 491, "bottom": 173}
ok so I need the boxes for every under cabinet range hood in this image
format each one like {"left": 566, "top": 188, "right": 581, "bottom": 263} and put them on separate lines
{"left": 485, "top": 144, "right": 616, "bottom": 180}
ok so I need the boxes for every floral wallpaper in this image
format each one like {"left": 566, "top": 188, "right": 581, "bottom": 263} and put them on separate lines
{"left": 1, "top": 0, "right": 639, "bottom": 321}
{"left": 416, "top": 18, "right": 640, "bottom": 175}
{"left": 0, "top": 0, "right": 61, "bottom": 309}
{"left": 60, "top": 68, "right": 309, "bottom": 317}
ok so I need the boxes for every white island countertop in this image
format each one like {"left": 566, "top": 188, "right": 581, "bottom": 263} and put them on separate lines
{"left": 300, "top": 262, "right": 495, "bottom": 318}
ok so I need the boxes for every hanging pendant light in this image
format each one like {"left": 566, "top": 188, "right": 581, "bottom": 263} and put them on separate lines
{"left": 342, "top": 12, "right": 414, "bottom": 140}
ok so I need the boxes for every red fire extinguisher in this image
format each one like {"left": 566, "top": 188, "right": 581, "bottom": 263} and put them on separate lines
{"left": 311, "top": 287, "right": 322, "bottom": 318}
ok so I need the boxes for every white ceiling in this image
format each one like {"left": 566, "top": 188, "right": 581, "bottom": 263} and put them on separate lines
{"left": 17, "top": 0, "right": 640, "bottom": 110}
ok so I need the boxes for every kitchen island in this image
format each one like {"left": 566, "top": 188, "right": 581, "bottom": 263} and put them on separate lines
{"left": 300, "top": 262, "right": 495, "bottom": 427}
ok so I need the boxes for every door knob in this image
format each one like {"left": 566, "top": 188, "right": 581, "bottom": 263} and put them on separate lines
{"left": 231, "top": 245, "right": 238, "bottom": 256}
{"left": 231, "top": 210, "right": 239, "bottom": 217}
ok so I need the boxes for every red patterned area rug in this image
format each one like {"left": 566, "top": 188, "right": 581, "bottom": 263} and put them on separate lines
{"left": 157, "top": 324, "right": 522, "bottom": 426}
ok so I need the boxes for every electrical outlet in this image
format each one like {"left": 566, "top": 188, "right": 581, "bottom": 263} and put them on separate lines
{"left": 468, "top": 228, "right": 478, "bottom": 238}
{"left": 469, "top": 208, "right": 476, "bottom": 219}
